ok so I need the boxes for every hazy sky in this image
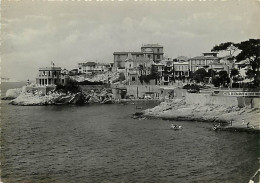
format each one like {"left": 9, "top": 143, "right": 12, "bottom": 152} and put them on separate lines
{"left": 1, "top": 0, "right": 260, "bottom": 81}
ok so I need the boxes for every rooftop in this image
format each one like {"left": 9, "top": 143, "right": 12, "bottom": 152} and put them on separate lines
{"left": 113, "top": 52, "right": 143, "bottom": 55}
{"left": 39, "top": 67, "right": 61, "bottom": 71}
{"left": 175, "top": 56, "right": 189, "bottom": 61}
{"left": 78, "top": 62, "right": 97, "bottom": 66}
{"left": 173, "top": 61, "right": 189, "bottom": 65}
{"left": 189, "top": 56, "right": 220, "bottom": 60}
{"left": 141, "top": 44, "right": 163, "bottom": 48}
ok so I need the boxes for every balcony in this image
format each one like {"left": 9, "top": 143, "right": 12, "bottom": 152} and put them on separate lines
{"left": 37, "top": 74, "right": 60, "bottom": 79}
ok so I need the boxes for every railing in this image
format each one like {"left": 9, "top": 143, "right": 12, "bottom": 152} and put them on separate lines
{"left": 37, "top": 74, "right": 60, "bottom": 78}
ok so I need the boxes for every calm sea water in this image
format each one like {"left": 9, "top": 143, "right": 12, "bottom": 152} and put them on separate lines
{"left": 1, "top": 82, "right": 259, "bottom": 183}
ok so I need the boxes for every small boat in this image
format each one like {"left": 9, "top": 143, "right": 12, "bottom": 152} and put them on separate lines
{"left": 171, "top": 125, "right": 183, "bottom": 130}
{"left": 212, "top": 124, "right": 221, "bottom": 131}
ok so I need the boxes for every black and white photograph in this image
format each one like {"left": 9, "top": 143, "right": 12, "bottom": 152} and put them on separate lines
{"left": 1, "top": 0, "right": 260, "bottom": 182}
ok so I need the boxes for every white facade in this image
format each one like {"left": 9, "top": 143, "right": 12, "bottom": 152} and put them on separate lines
{"left": 78, "top": 62, "right": 110, "bottom": 74}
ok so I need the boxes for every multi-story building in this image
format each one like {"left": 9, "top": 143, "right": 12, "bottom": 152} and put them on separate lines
{"left": 113, "top": 52, "right": 143, "bottom": 69}
{"left": 141, "top": 44, "right": 164, "bottom": 63}
{"left": 36, "top": 67, "right": 64, "bottom": 86}
{"left": 160, "top": 58, "right": 174, "bottom": 85}
{"left": 124, "top": 53, "right": 154, "bottom": 85}
{"left": 113, "top": 44, "right": 164, "bottom": 69}
{"left": 152, "top": 62, "right": 165, "bottom": 85}
{"left": 78, "top": 62, "right": 110, "bottom": 74}
{"left": 173, "top": 61, "right": 190, "bottom": 78}
{"left": 189, "top": 52, "right": 220, "bottom": 72}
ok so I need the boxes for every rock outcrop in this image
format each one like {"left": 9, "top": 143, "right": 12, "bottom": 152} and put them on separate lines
{"left": 143, "top": 98, "right": 260, "bottom": 130}
{"left": 9, "top": 88, "right": 113, "bottom": 106}
{"left": 2, "top": 88, "right": 22, "bottom": 100}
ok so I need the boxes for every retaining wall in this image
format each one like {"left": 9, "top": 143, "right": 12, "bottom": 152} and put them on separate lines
{"left": 186, "top": 93, "right": 238, "bottom": 106}
{"left": 125, "top": 85, "right": 161, "bottom": 98}
{"left": 185, "top": 93, "right": 260, "bottom": 108}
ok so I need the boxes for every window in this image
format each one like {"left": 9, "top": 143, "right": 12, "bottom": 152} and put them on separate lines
{"left": 132, "top": 77, "right": 135, "bottom": 81}
{"left": 157, "top": 48, "right": 160, "bottom": 52}
{"left": 157, "top": 55, "right": 160, "bottom": 59}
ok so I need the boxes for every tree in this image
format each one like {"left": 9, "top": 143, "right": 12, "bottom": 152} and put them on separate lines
{"left": 218, "top": 70, "right": 230, "bottom": 86}
{"left": 212, "top": 42, "right": 238, "bottom": 57}
{"left": 119, "top": 72, "right": 125, "bottom": 81}
{"left": 138, "top": 64, "right": 144, "bottom": 76}
{"left": 230, "top": 68, "right": 239, "bottom": 77}
{"left": 236, "top": 39, "right": 260, "bottom": 86}
{"left": 207, "top": 69, "right": 216, "bottom": 78}
{"left": 150, "top": 65, "right": 160, "bottom": 85}
{"left": 212, "top": 39, "right": 260, "bottom": 87}
{"left": 193, "top": 68, "right": 207, "bottom": 83}
{"left": 56, "top": 78, "right": 80, "bottom": 93}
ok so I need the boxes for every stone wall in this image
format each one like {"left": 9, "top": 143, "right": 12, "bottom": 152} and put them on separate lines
{"left": 185, "top": 93, "right": 260, "bottom": 109}
{"left": 186, "top": 93, "right": 238, "bottom": 106}
{"left": 125, "top": 85, "right": 161, "bottom": 98}
{"left": 23, "top": 86, "right": 56, "bottom": 95}
{"left": 79, "top": 85, "right": 109, "bottom": 92}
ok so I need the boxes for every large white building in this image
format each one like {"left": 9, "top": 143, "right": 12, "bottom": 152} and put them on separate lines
{"left": 78, "top": 62, "right": 111, "bottom": 74}
{"left": 36, "top": 67, "right": 64, "bottom": 86}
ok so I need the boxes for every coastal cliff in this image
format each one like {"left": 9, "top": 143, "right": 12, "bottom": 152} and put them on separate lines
{"left": 6, "top": 87, "right": 113, "bottom": 106}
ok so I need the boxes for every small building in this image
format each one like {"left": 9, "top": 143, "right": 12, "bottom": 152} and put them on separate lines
{"left": 208, "top": 62, "right": 230, "bottom": 73}
{"left": 112, "top": 86, "right": 127, "bottom": 99}
{"left": 159, "top": 86, "right": 186, "bottom": 100}
{"left": 69, "top": 69, "right": 78, "bottom": 75}
{"left": 161, "top": 58, "right": 174, "bottom": 85}
{"left": 78, "top": 62, "right": 110, "bottom": 74}
{"left": 62, "top": 68, "right": 69, "bottom": 75}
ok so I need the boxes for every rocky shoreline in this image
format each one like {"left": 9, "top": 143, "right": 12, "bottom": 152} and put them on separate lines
{"left": 135, "top": 98, "right": 260, "bottom": 132}
{"left": 3, "top": 87, "right": 113, "bottom": 106}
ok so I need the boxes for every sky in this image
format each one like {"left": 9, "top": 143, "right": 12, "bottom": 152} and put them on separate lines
{"left": 1, "top": 0, "right": 260, "bottom": 81}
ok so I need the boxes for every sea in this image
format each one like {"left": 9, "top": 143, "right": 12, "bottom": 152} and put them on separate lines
{"left": 1, "top": 82, "right": 259, "bottom": 183}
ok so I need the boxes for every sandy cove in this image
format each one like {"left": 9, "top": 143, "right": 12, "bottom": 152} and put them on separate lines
{"left": 142, "top": 98, "right": 260, "bottom": 132}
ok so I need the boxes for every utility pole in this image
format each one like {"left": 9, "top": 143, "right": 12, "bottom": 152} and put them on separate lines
{"left": 137, "top": 86, "right": 139, "bottom": 98}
